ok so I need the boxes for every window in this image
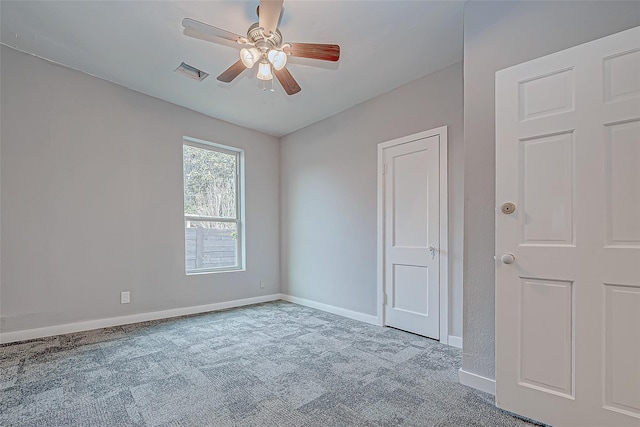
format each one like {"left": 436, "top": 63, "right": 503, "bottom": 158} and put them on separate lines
{"left": 183, "top": 138, "right": 244, "bottom": 274}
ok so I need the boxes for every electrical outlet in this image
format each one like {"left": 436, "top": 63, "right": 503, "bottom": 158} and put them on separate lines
{"left": 260, "top": 281, "right": 264, "bottom": 289}
{"left": 120, "top": 291, "right": 130, "bottom": 304}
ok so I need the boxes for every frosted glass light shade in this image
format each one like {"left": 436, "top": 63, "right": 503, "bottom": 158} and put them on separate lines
{"left": 240, "top": 47, "right": 260, "bottom": 68}
{"left": 257, "top": 62, "right": 273, "bottom": 80}
{"left": 267, "top": 50, "right": 287, "bottom": 71}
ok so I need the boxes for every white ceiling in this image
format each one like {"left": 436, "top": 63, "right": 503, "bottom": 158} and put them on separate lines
{"left": 0, "top": 1, "right": 464, "bottom": 137}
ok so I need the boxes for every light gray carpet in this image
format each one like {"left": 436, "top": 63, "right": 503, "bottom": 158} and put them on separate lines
{"left": 0, "top": 301, "right": 540, "bottom": 426}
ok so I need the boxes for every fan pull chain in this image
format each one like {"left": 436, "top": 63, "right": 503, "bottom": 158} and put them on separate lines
{"left": 260, "top": 79, "right": 275, "bottom": 93}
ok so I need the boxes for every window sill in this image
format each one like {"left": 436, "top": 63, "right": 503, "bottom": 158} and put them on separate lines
{"left": 186, "top": 267, "right": 245, "bottom": 276}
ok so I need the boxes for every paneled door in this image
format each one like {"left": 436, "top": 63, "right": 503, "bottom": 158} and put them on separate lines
{"left": 379, "top": 127, "right": 447, "bottom": 340}
{"left": 495, "top": 27, "right": 640, "bottom": 426}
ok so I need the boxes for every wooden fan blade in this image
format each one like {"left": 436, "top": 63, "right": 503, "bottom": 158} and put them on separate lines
{"left": 284, "top": 43, "right": 340, "bottom": 62}
{"left": 217, "top": 60, "right": 247, "bottom": 83}
{"left": 182, "top": 18, "right": 244, "bottom": 44}
{"left": 274, "top": 67, "right": 301, "bottom": 95}
{"left": 258, "top": 0, "right": 283, "bottom": 36}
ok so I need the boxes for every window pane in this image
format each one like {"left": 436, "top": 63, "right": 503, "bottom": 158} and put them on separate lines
{"left": 183, "top": 145, "right": 237, "bottom": 218}
{"left": 185, "top": 221, "right": 237, "bottom": 272}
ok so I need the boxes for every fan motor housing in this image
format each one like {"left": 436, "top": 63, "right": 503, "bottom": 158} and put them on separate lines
{"left": 247, "top": 23, "right": 283, "bottom": 48}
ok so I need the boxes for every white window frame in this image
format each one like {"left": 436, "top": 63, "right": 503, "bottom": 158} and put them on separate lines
{"left": 183, "top": 136, "right": 245, "bottom": 274}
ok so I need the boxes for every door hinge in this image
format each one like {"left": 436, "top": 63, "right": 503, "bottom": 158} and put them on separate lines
{"left": 383, "top": 163, "right": 387, "bottom": 175}
{"left": 383, "top": 293, "right": 388, "bottom": 305}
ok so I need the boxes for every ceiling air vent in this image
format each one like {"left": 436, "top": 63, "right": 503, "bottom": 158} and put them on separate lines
{"left": 175, "top": 62, "right": 209, "bottom": 81}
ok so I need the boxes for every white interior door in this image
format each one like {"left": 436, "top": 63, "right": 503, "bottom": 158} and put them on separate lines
{"left": 381, "top": 132, "right": 441, "bottom": 339}
{"left": 496, "top": 27, "right": 640, "bottom": 427}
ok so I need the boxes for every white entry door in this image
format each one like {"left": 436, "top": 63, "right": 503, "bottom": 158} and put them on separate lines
{"left": 496, "top": 27, "right": 640, "bottom": 427}
{"left": 379, "top": 127, "right": 446, "bottom": 340}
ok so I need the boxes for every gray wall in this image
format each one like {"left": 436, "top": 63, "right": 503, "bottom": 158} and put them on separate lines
{"left": 462, "top": 1, "right": 640, "bottom": 379}
{"left": 0, "top": 46, "right": 280, "bottom": 333}
{"left": 281, "top": 62, "right": 464, "bottom": 338}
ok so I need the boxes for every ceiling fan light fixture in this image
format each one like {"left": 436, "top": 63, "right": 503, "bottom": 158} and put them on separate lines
{"left": 240, "top": 47, "right": 260, "bottom": 68}
{"left": 257, "top": 62, "right": 273, "bottom": 81}
{"left": 267, "top": 49, "right": 287, "bottom": 71}
{"left": 183, "top": 0, "right": 340, "bottom": 95}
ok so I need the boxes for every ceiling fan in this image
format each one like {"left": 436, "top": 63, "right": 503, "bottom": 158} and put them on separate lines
{"left": 182, "top": 0, "right": 340, "bottom": 95}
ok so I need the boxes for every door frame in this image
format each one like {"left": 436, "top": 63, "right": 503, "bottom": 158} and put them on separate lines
{"left": 376, "top": 126, "right": 449, "bottom": 344}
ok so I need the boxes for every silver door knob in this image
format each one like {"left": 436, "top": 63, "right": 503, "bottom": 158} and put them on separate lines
{"left": 429, "top": 245, "right": 437, "bottom": 259}
{"left": 501, "top": 253, "right": 516, "bottom": 264}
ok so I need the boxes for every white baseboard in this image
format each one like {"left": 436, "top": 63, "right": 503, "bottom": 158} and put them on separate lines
{"left": 0, "top": 294, "right": 281, "bottom": 344}
{"left": 447, "top": 335, "right": 462, "bottom": 349}
{"left": 458, "top": 368, "right": 496, "bottom": 395}
{"left": 279, "top": 294, "right": 379, "bottom": 326}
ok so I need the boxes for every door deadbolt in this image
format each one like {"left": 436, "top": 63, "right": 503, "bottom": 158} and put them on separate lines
{"left": 501, "top": 202, "right": 516, "bottom": 215}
